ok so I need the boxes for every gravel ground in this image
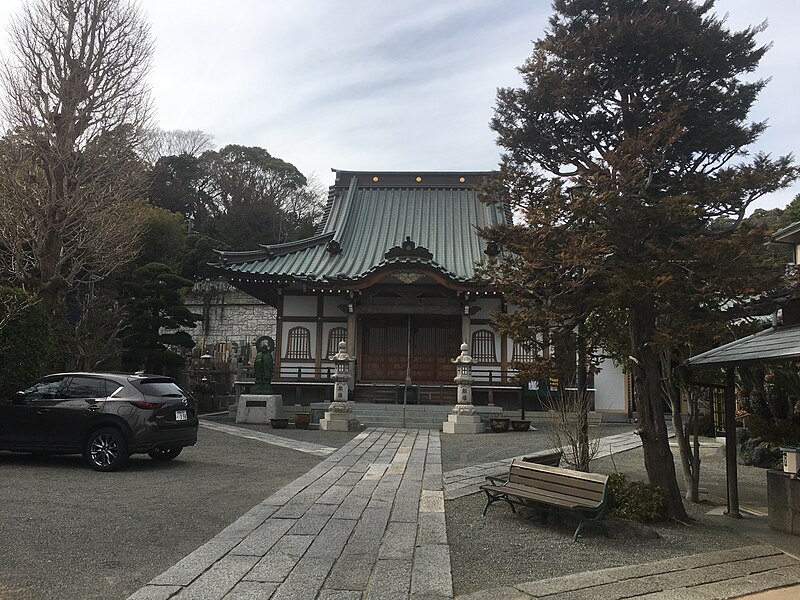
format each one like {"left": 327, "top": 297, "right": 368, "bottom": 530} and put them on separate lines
{"left": 441, "top": 423, "right": 637, "bottom": 471}
{"left": 444, "top": 430, "right": 770, "bottom": 597}
{"left": 446, "top": 493, "right": 748, "bottom": 596}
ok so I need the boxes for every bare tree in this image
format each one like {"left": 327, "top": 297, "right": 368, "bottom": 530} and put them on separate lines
{"left": 0, "top": 0, "right": 154, "bottom": 314}
{"left": 143, "top": 128, "right": 215, "bottom": 162}
{"left": 543, "top": 380, "right": 602, "bottom": 472}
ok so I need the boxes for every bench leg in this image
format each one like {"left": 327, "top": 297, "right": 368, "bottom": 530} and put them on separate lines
{"left": 573, "top": 511, "right": 605, "bottom": 542}
{"left": 482, "top": 490, "right": 517, "bottom": 517}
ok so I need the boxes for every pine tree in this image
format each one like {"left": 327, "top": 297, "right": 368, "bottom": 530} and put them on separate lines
{"left": 483, "top": 0, "right": 798, "bottom": 520}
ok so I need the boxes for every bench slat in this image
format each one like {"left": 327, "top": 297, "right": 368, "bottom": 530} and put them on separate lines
{"left": 484, "top": 482, "right": 602, "bottom": 509}
{"left": 508, "top": 475, "right": 605, "bottom": 503}
{"left": 511, "top": 460, "right": 608, "bottom": 483}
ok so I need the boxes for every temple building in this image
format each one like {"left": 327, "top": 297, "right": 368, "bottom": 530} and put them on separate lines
{"left": 214, "top": 170, "right": 628, "bottom": 419}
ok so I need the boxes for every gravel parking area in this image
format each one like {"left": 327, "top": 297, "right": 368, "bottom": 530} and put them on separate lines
{"left": 0, "top": 421, "right": 355, "bottom": 600}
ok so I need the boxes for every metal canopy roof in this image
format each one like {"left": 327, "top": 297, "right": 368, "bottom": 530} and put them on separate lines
{"left": 683, "top": 324, "right": 800, "bottom": 370}
{"left": 216, "top": 171, "right": 508, "bottom": 286}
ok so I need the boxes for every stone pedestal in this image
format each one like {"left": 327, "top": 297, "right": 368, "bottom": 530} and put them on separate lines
{"left": 236, "top": 394, "right": 283, "bottom": 424}
{"left": 767, "top": 469, "right": 800, "bottom": 535}
{"left": 443, "top": 413, "right": 484, "bottom": 434}
{"left": 320, "top": 401, "right": 361, "bottom": 432}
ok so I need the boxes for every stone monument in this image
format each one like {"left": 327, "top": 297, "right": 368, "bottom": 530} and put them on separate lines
{"left": 320, "top": 341, "right": 361, "bottom": 431}
{"left": 236, "top": 335, "right": 283, "bottom": 424}
{"left": 442, "top": 343, "right": 484, "bottom": 434}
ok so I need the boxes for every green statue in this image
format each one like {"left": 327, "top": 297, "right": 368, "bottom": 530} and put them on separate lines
{"left": 252, "top": 335, "right": 275, "bottom": 394}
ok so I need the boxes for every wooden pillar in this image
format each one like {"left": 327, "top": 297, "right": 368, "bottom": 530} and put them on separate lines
{"left": 315, "top": 295, "right": 323, "bottom": 378}
{"left": 461, "top": 308, "right": 470, "bottom": 345}
{"left": 274, "top": 296, "right": 283, "bottom": 379}
{"left": 725, "top": 367, "right": 742, "bottom": 518}
{"left": 347, "top": 302, "right": 357, "bottom": 384}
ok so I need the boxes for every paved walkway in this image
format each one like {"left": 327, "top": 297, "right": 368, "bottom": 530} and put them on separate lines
{"left": 130, "top": 428, "right": 450, "bottom": 600}
{"left": 128, "top": 426, "right": 800, "bottom": 600}
{"left": 456, "top": 545, "right": 800, "bottom": 600}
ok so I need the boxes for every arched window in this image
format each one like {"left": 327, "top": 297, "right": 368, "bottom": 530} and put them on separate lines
{"left": 285, "top": 326, "right": 312, "bottom": 359}
{"left": 512, "top": 340, "right": 536, "bottom": 363}
{"left": 471, "top": 329, "right": 496, "bottom": 363}
{"left": 327, "top": 327, "right": 347, "bottom": 358}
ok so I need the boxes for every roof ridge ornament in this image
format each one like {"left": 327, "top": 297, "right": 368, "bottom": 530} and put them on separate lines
{"left": 385, "top": 236, "right": 433, "bottom": 261}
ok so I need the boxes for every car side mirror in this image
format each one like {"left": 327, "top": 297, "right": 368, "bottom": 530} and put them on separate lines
{"left": 12, "top": 391, "right": 27, "bottom": 405}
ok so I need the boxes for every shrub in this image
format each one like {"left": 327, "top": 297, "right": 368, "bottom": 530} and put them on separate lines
{"left": 745, "top": 414, "right": 800, "bottom": 446}
{"left": 606, "top": 473, "right": 666, "bottom": 522}
{"left": 0, "top": 287, "right": 54, "bottom": 398}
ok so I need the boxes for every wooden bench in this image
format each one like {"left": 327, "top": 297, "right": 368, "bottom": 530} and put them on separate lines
{"left": 521, "top": 450, "right": 562, "bottom": 467}
{"left": 480, "top": 460, "right": 609, "bottom": 542}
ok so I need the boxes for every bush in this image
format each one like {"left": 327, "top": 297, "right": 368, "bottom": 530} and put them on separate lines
{"left": 745, "top": 414, "right": 800, "bottom": 447}
{"left": 0, "top": 287, "right": 55, "bottom": 398}
{"left": 607, "top": 473, "right": 666, "bottom": 522}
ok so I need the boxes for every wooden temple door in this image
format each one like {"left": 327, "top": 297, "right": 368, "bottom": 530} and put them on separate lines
{"left": 359, "top": 315, "right": 459, "bottom": 384}
{"left": 410, "top": 316, "right": 460, "bottom": 383}
{"left": 360, "top": 316, "right": 408, "bottom": 382}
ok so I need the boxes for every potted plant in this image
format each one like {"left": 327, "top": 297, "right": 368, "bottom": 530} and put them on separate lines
{"left": 489, "top": 417, "right": 510, "bottom": 432}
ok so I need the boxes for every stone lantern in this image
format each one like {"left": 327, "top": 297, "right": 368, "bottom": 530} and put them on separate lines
{"left": 443, "top": 343, "right": 484, "bottom": 434}
{"left": 320, "top": 341, "right": 361, "bottom": 431}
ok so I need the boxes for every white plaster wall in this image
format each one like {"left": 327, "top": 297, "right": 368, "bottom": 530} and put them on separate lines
{"left": 594, "top": 358, "right": 626, "bottom": 413}
{"left": 323, "top": 296, "right": 348, "bottom": 317}
{"left": 473, "top": 297, "right": 502, "bottom": 318}
{"left": 282, "top": 295, "right": 318, "bottom": 317}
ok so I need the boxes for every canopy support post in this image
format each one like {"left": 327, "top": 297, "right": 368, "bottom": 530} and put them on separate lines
{"left": 724, "top": 367, "right": 741, "bottom": 518}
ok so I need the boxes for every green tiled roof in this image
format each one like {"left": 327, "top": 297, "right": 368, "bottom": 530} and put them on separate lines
{"left": 217, "top": 171, "right": 507, "bottom": 286}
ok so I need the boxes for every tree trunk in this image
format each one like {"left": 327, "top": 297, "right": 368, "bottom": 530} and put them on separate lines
{"left": 660, "top": 350, "right": 699, "bottom": 503}
{"left": 630, "top": 302, "right": 688, "bottom": 521}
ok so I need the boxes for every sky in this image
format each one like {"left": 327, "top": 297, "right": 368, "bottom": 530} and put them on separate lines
{"left": 0, "top": 0, "right": 798, "bottom": 211}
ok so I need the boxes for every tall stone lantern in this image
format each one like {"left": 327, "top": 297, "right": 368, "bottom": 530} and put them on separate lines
{"left": 320, "top": 341, "right": 361, "bottom": 431}
{"left": 443, "top": 343, "right": 484, "bottom": 434}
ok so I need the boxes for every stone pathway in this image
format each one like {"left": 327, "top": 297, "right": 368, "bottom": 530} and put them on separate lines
{"left": 129, "top": 428, "right": 451, "bottom": 600}
{"left": 455, "top": 544, "right": 800, "bottom": 600}
{"left": 200, "top": 420, "right": 337, "bottom": 457}
{"left": 443, "top": 428, "right": 646, "bottom": 500}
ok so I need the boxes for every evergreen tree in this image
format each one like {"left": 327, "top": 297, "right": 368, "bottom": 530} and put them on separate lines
{"left": 483, "top": 0, "right": 797, "bottom": 519}
{"left": 121, "top": 263, "right": 201, "bottom": 374}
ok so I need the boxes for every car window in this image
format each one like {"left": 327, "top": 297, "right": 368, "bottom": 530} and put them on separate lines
{"left": 136, "top": 381, "right": 186, "bottom": 398}
{"left": 63, "top": 377, "right": 109, "bottom": 399}
{"left": 21, "top": 376, "right": 68, "bottom": 401}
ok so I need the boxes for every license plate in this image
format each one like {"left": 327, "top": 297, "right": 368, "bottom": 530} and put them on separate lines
{"left": 175, "top": 410, "right": 188, "bottom": 421}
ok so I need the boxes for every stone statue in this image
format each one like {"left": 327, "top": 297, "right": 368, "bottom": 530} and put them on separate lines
{"left": 252, "top": 335, "right": 275, "bottom": 394}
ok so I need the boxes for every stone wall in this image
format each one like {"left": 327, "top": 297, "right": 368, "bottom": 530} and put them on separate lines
{"left": 183, "top": 282, "right": 276, "bottom": 353}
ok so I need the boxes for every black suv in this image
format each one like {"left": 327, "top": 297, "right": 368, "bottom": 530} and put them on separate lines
{"left": 0, "top": 373, "right": 199, "bottom": 471}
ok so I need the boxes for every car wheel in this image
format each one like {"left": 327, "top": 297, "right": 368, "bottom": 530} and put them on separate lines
{"left": 84, "top": 427, "right": 129, "bottom": 472}
{"left": 147, "top": 447, "right": 182, "bottom": 461}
